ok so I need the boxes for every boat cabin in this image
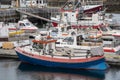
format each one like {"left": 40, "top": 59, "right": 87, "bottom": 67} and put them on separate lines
{"left": 102, "top": 36, "right": 120, "bottom": 48}
{"left": 56, "top": 34, "right": 102, "bottom": 46}
{"left": 94, "top": 24, "right": 120, "bottom": 38}
{"left": 14, "top": 19, "right": 38, "bottom": 32}
{"left": 32, "top": 36, "right": 56, "bottom": 55}
{"left": 50, "top": 24, "right": 73, "bottom": 38}
{"left": 18, "top": 19, "right": 34, "bottom": 28}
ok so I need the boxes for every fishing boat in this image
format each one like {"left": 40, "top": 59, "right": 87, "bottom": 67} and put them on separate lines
{"left": 49, "top": 19, "right": 120, "bottom": 56}
{"left": 51, "top": 0, "right": 105, "bottom": 27}
{"left": 102, "top": 36, "right": 120, "bottom": 54}
{"left": 8, "top": 19, "right": 38, "bottom": 33}
{"left": 61, "top": 0, "right": 103, "bottom": 13}
{"left": 15, "top": 33, "right": 108, "bottom": 70}
{"left": 93, "top": 24, "right": 120, "bottom": 54}
{"left": 50, "top": 2, "right": 120, "bottom": 55}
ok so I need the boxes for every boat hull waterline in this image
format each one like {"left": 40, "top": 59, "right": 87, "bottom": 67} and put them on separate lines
{"left": 15, "top": 48, "right": 108, "bottom": 70}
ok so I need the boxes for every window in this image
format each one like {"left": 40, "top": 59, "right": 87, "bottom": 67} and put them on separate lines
{"left": 103, "top": 38, "right": 113, "bottom": 41}
{"left": 107, "top": 26, "right": 112, "bottom": 31}
{"left": 19, "top": 23, "right": 25, "bottom": 26}
{"left": 25, "top": 23, "right": 30, "bottom": 26}
{"left": 52, "top": 29, "right": 58, "bottom": 33}
{"left": 100, "top": 27, "right": 108, "bottom": 32}
{"left": 63, "top": 37, "right": 74, "bottom": 42}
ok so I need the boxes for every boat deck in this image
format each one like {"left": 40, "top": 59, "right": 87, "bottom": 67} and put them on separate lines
{"left": 20, "top": 46, "right": 92, "bottom": 59}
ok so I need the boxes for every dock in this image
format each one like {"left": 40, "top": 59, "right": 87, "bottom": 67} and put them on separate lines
{"left": 0, "top": 49, "right": 17, "bottom": 59}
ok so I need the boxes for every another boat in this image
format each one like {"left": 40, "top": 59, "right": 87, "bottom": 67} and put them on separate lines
{"left": 61, "top": 0, "right": 103, "bottom": 13}
{"left": 46, "top": 20, "right": 120, "bottom": 57}
{"left": 9, "top": 30, "right": 25, "bottom": 37}
{"left": 8, "top": 19, "right": 38, "bottom": 33}
{"left": 51, "top": 0, "right": 105, "bottom": 27}
{"left": 92, "top": 24, "right": 120, "bottom": 54}
{"left": 15, "top": 34, "right": 108, "bottom": 70}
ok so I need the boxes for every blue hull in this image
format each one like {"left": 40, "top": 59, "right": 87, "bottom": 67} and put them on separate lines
{"left": 16, "top": 51, "right": 108, "bottom": 70}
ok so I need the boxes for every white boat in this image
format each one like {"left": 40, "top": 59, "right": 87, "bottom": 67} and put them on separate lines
{"left": 61, "top": 0, "right": 103, "bottom": 13}
{"left": 51, "top": 0, "right": 105, "bottom": 27}
{"left": 0, "top": 22, "right": 30, "bottom": 48}
{"left": 49, "top": 0, "right": 120, "bottom": 55}
{"left": 15, "top": 33, "right": 108, "bottom": 70}
{"left": 93, "top": 24, "right": 120, "bottom": 54}
{"left": 8, "top": 19, "right": 38, "bottom": 33}
{"left": 46, "top": 19, "right": 120, "bottom": 56}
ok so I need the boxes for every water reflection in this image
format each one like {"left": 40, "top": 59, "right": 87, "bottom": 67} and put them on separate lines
{"left": 18, "top": 62, "right": 105, "bottom": 80}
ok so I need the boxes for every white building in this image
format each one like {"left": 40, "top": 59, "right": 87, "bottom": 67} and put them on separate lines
{"left": 23, "top": 0, "right": 47, "bottom": 8}
{"left": 11, "top": 0, "right": 47, "bottom": 7}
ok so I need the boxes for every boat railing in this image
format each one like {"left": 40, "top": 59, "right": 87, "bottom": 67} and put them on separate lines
{"left": 80, "top": 42, "right": 102, "bottom": 46}
{"left": 22, "top": 46, "right": 91, "bottom": 59}
{"left": 55, "top": 47, "right": 103, "bottom": 58}
{"left": 91, "top": 46, "right": 104, "bottom": 56}
{"left": 103, "top": 42, "right": 120, "bottom": 48}
{"left": 27, "top": 46, "right": 103, "bottom": 59}
{"left": 52, "top": 50, "right": 91, "bottom": 59}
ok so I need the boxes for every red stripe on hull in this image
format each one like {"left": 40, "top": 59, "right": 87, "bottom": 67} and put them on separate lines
{"left": 16, "top": 48, "right": 104, "bottom": 63}
{"left": 84, "top": 6, "right": 102, "bottom": 13}
{"left": 60, "top": 5, "right": 102, "bottom": 13}
{"left": 9, "top": 28, "right": 17, "bottom": 30}
{"left": 104, "top": 49, "right": 115, "bottom": 53}
{"left": 112, "top": 34, "right": 120, "bottom": 37}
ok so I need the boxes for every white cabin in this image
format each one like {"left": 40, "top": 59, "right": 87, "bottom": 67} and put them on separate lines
{"left": 8, "top": 18, "right": 38, "bottom": 33}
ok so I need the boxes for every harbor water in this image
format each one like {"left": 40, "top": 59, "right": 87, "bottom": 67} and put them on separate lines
{"left": 0, "top": 59, "right": 120, "bottom": 80}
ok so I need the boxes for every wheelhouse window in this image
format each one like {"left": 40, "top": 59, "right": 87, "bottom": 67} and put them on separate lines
{"left": 63, "top": 37, "right": 73, "bottom": 42}
{"left": 52, "top": 29, "right": 58, "bottom": 33}
{"left": 107, "top": 26, "right": 112, "bottom": 31}
{"left": 100, "top": 27, "right": 108, "bottom": 32}
{"left": 19, "top": 23, "right": 25, "bottom": 26}
{"left": 67, "top": 26, "right": 71, "bottom": 30}
{"left": 32, "top": 43, "right": 43, "bottom": 49}
{"left": 25, "top": 22, "right": 30, "bottom": 26}
{"left": 102, "top": 38, "right": 113, "bottom": 41}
